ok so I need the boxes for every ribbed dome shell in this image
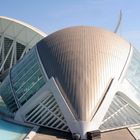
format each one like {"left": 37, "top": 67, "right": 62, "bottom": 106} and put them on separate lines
{"left": 37, "top": 26, "right": 130, "bottom": 121}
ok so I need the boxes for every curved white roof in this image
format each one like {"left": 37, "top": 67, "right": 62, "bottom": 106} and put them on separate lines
{"left": 0, "top": 16, "right": 47, "bottom": 79}
{"left": 0, "top": 16, "right": 47, "bottom": 48}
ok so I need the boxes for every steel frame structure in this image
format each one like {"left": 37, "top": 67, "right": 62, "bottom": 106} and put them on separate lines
{"left": 0, "top": 16, "right": 47, "bottom": 80}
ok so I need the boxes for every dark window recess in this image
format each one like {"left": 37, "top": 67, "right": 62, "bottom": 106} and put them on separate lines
{"left": 16, "top": 42, "right": 26, "bottom": 60}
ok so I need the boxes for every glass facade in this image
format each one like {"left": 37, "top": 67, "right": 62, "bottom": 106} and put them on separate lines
{"left": 99, "top": 94, "right": 140, "bottom": 130}
{"left": 121, "top": 49, "right": 140, "bottom": 103}
{"left": 0, "top": 37, "right": 26, "bottom": 72}
{"left": 0, "top": 76, "right": 18, "bottom": 112}
{"left": 3, "top": 37, "right": 13, "bottom": 70}
{"left": 0, "top": 47, "right": 47, "bottom": 112}
{"left": 10, "top": 48, "right": 47, "bottom": 106}
{"left": 125, "top": 49, "right": 140, "bottom": 92}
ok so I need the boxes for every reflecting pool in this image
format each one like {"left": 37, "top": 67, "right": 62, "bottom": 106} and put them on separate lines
{"left": 0, "top": 119, "right": 31, "bottom": 140}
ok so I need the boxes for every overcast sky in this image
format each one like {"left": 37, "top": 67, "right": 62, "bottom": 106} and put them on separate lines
{"left": 0, "top": 0, "right": 140, "bottom": 50}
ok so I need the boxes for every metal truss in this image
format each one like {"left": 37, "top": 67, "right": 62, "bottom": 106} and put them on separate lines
{"left": 0, "top": 34, "right": 29, "bottom": 80}
{"left": 0, "top": 16, "right": 47, "bottom": 81}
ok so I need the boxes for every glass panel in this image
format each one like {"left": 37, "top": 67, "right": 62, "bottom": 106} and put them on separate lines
{"left": 11, "top": 48, "right": 46, "bottom": 106}
{"left": 125, "top": 49, "right": 140, "bottom": 92}
{"left": 16, "top": 42, "right": 25, "bottom": 61}
{"left": 4, "top": 37, "right": 13, "bottom": 70}
{"left": 100, "top": 94, "right": 140, "bottom": 130}
{"left": 0, "top": 76, "right": 17, "bottom": 112}
{"left": 121, "top": 49, "right": 140, "bottom": 105}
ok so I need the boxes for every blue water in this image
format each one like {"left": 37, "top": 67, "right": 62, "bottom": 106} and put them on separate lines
{"left": 0, "top": 119, "right": 31, "bottom": 140}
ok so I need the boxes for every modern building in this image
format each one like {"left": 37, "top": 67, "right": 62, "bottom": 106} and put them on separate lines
{"left": 1, "top": 26, "right": 140, "bottom": 139}
{"left": 0, "top": 16, "right": 47, "bottom": 81}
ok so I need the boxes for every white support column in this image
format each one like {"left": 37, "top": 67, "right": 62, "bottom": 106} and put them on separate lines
{"left": 0, "top": 41, "right": 14, "bottom": 72}
{"left": 0, "top": 21, "right": 12, "bottom": 56}
{"left": 0, "top": 34, "right": 4, "bottom": 55}
{"left": 12, "top": 26, "right": 25, "bottom": 65}
{"left": 89, "top": 79, "right": 120, "bottom": 130}
{"left": 10, "top": 40, "right": 16, "bottom": 68}
{"left": 19, "top": 47, "right": 28, "bottom": 60}
{"left": 47, "top": 78, "right": 79, "bottom": 130}
{"left": 14, "top": 77, "right": 121, "bottom": 139}
{"left": 1, "top": 35, "right": 4, "bottom": 68}
{"left": 0, "top": 22, "right": 13, "bottom": 72}
{"left": 13, "top": 40, "right": 17, "bottom": 65}
{"left": 14, "top": 84, "right": 50, "bottom": 122}
{"left": 14, "top": 78, "right": 79, "bottom": 133}
{"left": 48, "top": 78, "right": 121, "bottom": 139}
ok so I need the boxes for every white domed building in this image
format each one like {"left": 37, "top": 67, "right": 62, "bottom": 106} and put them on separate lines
{"left": 1, "top": 26, "right": 140, "bottom": 139}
